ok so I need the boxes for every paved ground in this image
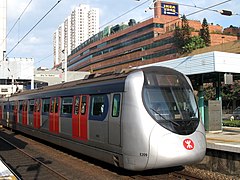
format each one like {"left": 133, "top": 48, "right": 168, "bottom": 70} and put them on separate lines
{"left": 206, "top": 127, "right": 240, "bottom": 153}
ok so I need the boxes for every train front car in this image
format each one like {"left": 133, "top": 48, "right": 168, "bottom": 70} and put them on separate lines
{"left": 122, "top": 66, "right": 206, "bottom": 171}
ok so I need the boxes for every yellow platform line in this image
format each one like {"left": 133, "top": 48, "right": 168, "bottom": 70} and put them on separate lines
{"left": 207, "top": 137, "right": 240, "bottom": 143}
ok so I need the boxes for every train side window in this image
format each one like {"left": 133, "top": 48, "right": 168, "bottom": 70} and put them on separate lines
{"left": 29, "top": 100, "right": 34, "bottom": 113}
{"left": 61, "top": 97, "right": 73, "bottom": 115}
{"left": 19, "top": 101, "right": 23, "bottom": 112}
{"left": 35, "top": 99, "right": 41, "bottom": 112}
{"left": 4, "top": 104, "right": 8, "bottom": 111}
{"left": 42, "top": 98, "right": 50, "bottom": 114}
{"left": 14, "top": 101, "right": 18, "bottom": 111}
{"left": 50, "top": 98, "right": 58, "bottom": 113}
{"left": 81, "top": 96, "right": 87, "bottom": 115}
{"left": 23, "top": 101, "right": 28, "bottom": 111}
{"left": 55, "top": 98, "right": 58, "bottom": 113}
{"left": 112, "top": 94, "right": 120, "bottom": 117}
{"left": 50, "top": 98, "right": 54, "bottom": 113}
{"left": 74, "top": 97, "right": 80, "bottom": 115}
{"left": 10, "top": 102, "right": 14, "bottom": 112}
{"left": 90, "top": 95, "right": 108, "bottom": 121}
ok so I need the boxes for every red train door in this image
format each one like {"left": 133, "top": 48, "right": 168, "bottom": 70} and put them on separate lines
{"left": 72, "top": 95, "right": 89, "bottom": 140}
{"left": 13, "top": 101, "right": 18, "bottom": 123}
{"left": 34, "top": 99, "right": 41, "bottom": 128}
{"left": 49, "top": 97, "right": 59, "bottom": 133}
{"left": 22, "top": 100, "right": 28, "bottom": 125}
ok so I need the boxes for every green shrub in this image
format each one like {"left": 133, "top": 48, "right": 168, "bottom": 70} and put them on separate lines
{"left": 223, "top": 120, "right": 240, "bottom": 127}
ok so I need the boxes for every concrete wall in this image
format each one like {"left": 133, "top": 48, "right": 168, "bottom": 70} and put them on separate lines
{"left": 195, "top": 149, "right": 240, "bottom": 176}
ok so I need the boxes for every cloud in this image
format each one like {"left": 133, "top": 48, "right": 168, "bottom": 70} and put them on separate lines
{"left": 28, "top": 36, "right": 41, "bottom": 44}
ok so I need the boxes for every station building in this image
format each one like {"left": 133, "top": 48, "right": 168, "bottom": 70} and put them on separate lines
{"left": 0, "top": 58, "right": 34, "bottom": 97}
{"left": 0, "top": 58, "right": 89, "bottom": 97}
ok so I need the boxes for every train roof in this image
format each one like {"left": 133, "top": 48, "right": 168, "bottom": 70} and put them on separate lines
{"left": 10, "top": 68, "right": 134, "bottom": 97}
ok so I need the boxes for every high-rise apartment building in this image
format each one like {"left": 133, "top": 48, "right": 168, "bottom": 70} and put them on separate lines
{"left": 0, "top": 0, "right": 7, "bottom": 62}
{"left": 53, "top": 4, "right": 99, "bottom": 66}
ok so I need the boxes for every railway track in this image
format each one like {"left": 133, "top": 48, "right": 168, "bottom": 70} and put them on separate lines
{"left": 0, "top": 128, "right": 129, "bottom": 179}
{"left": 0, "top": 135, "right": 68, "bottom": 179}
{"left": 0, "top": 127, "right": 226, "bottom": 180}
{"left": 127, "top": 167, "right": 203, "bottom": 180}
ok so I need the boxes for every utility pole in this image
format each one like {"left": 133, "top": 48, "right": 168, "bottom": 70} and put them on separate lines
{"left": 62, "top": 49, "right": 67, "bottom": 83}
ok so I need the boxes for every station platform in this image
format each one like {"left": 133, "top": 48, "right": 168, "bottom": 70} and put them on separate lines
{"left": 206, "top": 127, "right": 240, "bottom": 153}
{"left": 0, "top": 159, "right": 18, "bottom": 180}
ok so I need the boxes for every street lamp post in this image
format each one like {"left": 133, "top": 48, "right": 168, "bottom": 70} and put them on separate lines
{"left": 7, "top": 68, "right": 14, "bottom": 95}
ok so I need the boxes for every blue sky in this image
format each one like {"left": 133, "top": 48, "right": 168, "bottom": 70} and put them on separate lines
{"left": 6, "top": 0, "right": 239, "bottom": 68}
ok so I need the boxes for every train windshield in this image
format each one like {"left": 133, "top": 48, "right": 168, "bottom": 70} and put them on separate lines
{"left": 142, "top": 68, "right": 199, "bottom": 135}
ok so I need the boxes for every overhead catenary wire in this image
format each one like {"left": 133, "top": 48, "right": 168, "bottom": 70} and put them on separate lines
{"left": 100, "top": 0, "right": 234, "bottom": 31}
{"left": 184, "top": 0, "right": 232, "bottom": 17}
{"left": 151, "top": 0, "right": 233, "bottom": 26}
{"left": 99, "top": 0, "right": 149, "bottom": 30}
{"left": 5, "top": 0, "right": 63, "bottom": 59}
{"left": 0, "top": 0, "right": 33, "bottom": 54}
{"left": 5, "top": 0, "right": 234, "bottom": 72}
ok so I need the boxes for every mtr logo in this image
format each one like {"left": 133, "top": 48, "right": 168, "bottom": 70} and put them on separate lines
{"left": 183, "top": 139, "right": 194, "bottom": 150}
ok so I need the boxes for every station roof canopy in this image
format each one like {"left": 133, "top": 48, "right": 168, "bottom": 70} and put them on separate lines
{"left": 148, "top": 51, "right": 240, "bottom": 75}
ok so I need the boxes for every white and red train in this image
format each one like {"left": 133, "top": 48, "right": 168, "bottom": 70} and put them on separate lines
{"left": 0, "top": 66, "right": 206, "bottom": 171}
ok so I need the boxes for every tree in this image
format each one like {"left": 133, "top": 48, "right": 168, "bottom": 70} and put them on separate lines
{"left": 174, "top": 15, "right": 207, "bottom": 54}
{"left": 181, "top": 15, "right": 191, "bottom": 47}
{"left": 221, "top": 81, "right": 240, "bottom": 110}
{"left": 174, "top": 15, "right": 192, "bottom": 54}
{"left": 200, "top": 18, "right": 211, "bottom": 46}
{"left": 182, "top": 36, "right": 205, "bottom": 53}
{"left": 174, "top": 26, "right": 184, "bottom": 50}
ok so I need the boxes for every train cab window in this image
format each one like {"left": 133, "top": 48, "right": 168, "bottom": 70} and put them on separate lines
{"left": 90, "top": 95, "right": 108, "bottom": 121}
{"left": 29, "top": 100, "right": 34, "bottom": 113}
{"left": 112, "top": 94, "right": 120, "bottom": 117}
{"left": 142, "top": 69, "right": 199, "bottom": 135}
{"left": 61, "top": 97, "right": 73, "bottom": 115}
{"left": 42, "top": 98, "right": 50, "bottom": 114}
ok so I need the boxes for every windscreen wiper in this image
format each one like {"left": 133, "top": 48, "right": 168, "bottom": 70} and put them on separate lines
{"left": 150, "top": 108, "right": 180, "bottom": 127}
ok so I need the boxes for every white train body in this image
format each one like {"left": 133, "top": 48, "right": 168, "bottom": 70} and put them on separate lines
{"left": 0, "top": 66, "right": 206, "bottom": 171}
